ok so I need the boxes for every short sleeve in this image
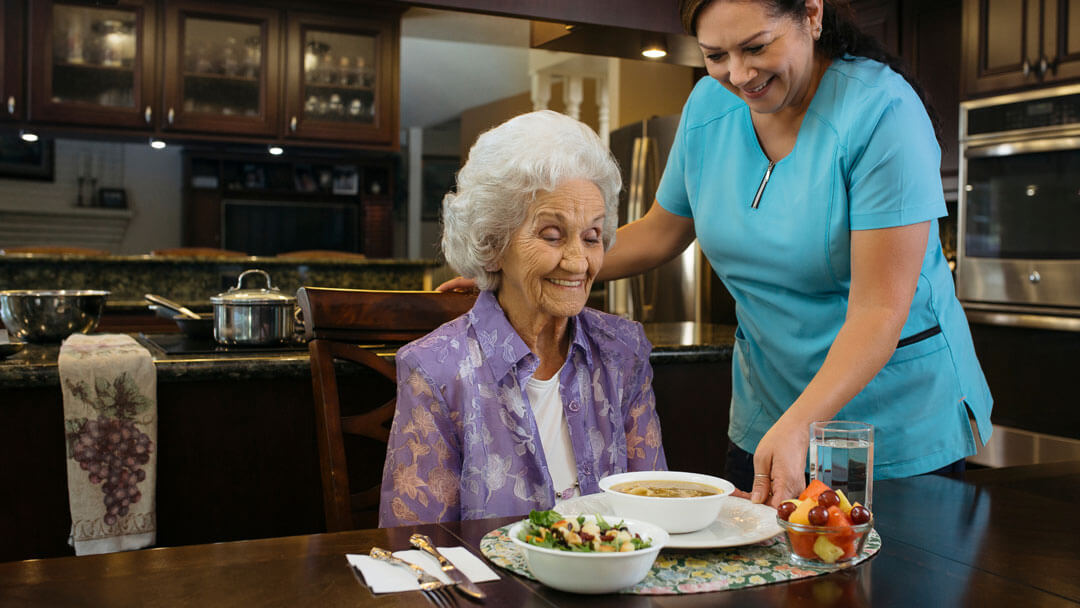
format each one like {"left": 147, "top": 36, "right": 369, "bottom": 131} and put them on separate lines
{"left": 847, "top": 94, "right": 947, "bottom": 230}
{"left": 655, "top": 103, "right": 694, "bottom": 218}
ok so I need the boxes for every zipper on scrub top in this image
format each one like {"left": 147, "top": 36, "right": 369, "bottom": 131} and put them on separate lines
{"left": 750, "top": 161, "right": 775, "bottom": 209}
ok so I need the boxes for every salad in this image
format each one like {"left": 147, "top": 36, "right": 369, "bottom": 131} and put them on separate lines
{"left": 518, "top": 509, "right": 653, "bottom": 552}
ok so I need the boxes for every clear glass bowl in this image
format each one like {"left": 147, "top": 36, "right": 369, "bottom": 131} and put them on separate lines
{"left": 776, "top": 515, "right": 874, "bottom": 570}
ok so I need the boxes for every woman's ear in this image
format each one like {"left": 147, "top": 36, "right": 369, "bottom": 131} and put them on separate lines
{"left": 805, "top": 0, "right": 824, "bottom": 31}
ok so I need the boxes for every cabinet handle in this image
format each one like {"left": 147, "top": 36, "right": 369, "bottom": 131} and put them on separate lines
{"left": 144, "top": 106, "right": 152, "bottom": 124}
{"left": 167, "top": 107, "right": 175, "bottom": 125}
{"left": 290, "top": 116, "right": 297, "bottom": 132}
{"left": 1039, "top": 56, "right": 1050, "bottom": 76}
{"left": 6, "top": 96, "right": 13, "bottom": 115}
{"left": 1022, "top": 59, "right": 1032, "bottom": 76}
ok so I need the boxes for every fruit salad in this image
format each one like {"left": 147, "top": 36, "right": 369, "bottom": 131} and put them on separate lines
{"left": 776, "top": 479, "right": 873, "bottom": 565}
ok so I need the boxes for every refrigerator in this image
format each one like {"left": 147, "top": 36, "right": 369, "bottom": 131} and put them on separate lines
{"left": 607, "top": 115, "right": 734, "bottom": 324}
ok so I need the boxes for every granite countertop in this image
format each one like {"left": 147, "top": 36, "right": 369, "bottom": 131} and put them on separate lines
{"left": 0, "top": 322, "right": 735, "bottom": 389}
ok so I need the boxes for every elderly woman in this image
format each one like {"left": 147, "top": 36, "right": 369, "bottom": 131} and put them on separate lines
{"left": 379, "top": 111, "right": 666, "bottom": 527}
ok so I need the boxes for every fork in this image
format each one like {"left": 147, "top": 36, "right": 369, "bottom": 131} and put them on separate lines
{"left": 422, "top": 586, "right": 458, "bottom": 607}
{"left": 368, "top": 547, "right": 449, "bottom": 592}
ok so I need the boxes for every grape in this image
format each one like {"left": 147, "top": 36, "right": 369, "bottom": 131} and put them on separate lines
{"left": 68, "top": 416, "right": 153, "bottom": 527}
{"left": 777, "top": 501, "right": 797, "bottom": 521}
{"left": 808, "top": 505, "right": 829, "bottom": 526}
{"left": 849, "top": 505, "right": 871, "bottom": 525}
{"left": 817, "top": 490, "right": 839, "bottom": 508}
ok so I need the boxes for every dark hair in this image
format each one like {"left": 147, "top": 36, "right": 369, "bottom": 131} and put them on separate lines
{"left": 679, "top": 0, "right": 942, "bottom": 142}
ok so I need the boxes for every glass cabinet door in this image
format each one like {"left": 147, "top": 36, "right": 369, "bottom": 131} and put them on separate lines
{"left": 285, "top": 13, "right": 397, "bottom": 146}
{"left": 162, "top": 2, "right": 279, "bottom": 136}
{"left": 1, "top": 0, "right": 25, "bottom": 121}
{"left": 29, "top": 0, "right": 155, "bottom": 128}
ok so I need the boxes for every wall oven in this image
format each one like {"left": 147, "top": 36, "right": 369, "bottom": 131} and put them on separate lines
{"left": 958, "top": 84, "right": 1080, "bottom": 331}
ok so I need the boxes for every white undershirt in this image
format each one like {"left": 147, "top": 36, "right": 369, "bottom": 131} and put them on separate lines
{"left": 525, "top": 367, "right": 578, "bottom": 503}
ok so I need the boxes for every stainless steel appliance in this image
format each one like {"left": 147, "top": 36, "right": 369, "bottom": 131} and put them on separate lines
{"left": 957, "top": 84, "right": 1080, "bottom": 331}
{"left": 607, "top": 115, "right": 732, "bottom": 323}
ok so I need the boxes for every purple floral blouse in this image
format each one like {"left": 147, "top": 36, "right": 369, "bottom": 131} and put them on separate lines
{"left": 378, "top": 290, "right": 666, "bottom": 527}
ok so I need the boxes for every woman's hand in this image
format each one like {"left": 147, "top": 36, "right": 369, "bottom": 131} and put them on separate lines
{"left": 435, "top": 276, "right": 478, "bottom": 293}
{"left": 750, "top": 417, "right": 809, "bottom": 507}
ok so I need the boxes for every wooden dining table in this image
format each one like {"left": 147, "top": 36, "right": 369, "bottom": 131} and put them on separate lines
{"left": 3, "top": 461, "right": 1079, "bottom": 607}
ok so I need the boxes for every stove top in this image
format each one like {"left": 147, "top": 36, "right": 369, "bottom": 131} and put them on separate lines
{"left": 138, "top": 333, "right": 307, "bottom": 355}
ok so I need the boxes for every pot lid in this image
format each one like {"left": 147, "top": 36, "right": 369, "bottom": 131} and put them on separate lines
{"left": 210, "top": 269, "right": 295, "bottom": 305}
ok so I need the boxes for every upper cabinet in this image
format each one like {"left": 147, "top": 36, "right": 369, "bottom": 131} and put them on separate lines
{"left": 13, "top": 1, "right": 400, "bottom": 149}
{"left": 161, "top": 1, "right": 280, "bottom": 137}
{"left": 1, "top": 0, "right": 25, "bottom": 121}
{"left": 963, "top": 0, "right": 1080, "bottom": 96}
{"left": 283, "top": 12, "right": 398, "bottom": 146}
{"left": 28, "top": 0, "right": 157, "bottom": 129}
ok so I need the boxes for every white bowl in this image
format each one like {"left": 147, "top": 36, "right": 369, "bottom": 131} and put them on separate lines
{"left": 599, "top": 471, "right": 736, "bottom": 534}
{"left": 508, "top": 514, "right": 668, "bottom": 594}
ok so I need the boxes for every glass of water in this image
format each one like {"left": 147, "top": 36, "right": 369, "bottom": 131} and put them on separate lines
{"left": 809, "top": 421, "right": 874, "bottom": 511}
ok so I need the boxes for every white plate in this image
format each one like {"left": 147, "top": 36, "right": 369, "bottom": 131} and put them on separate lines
{"left": 556, "top": 493, "right": 782, "bottom": 549}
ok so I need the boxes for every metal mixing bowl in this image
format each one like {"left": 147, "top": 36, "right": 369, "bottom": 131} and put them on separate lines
{"left": 0, "top": 290, "right": 110, "bottom": 343}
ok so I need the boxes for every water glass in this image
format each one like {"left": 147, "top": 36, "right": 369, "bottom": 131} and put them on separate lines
{"left": 809, "top": 421, "right": 874, "bottom": 511}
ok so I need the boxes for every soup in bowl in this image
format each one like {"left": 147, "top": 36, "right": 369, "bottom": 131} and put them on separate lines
{"left": 599, "top": 471, "right": 735, "bottom": 534}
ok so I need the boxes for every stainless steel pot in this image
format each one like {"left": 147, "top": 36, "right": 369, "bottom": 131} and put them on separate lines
{"left": 210, "top": 269, "right": 295, "bottom": 345}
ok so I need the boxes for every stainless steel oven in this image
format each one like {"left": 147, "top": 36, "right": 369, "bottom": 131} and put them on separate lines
{"left": 958, "top": 84, "right": 1080, "bottom": 331}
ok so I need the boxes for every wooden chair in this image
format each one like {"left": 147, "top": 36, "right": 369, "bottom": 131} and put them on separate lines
{"left": 276, "top": 250, "right": 366, "bottom": 260}
{"left": 296, "top": 287, "right": 476, "bottom": 531}
{"left": 0, "top": 246, "right": 110, "bottom": 256}
{"left": 150, "top": 247, "right": 248, "bottom": 258}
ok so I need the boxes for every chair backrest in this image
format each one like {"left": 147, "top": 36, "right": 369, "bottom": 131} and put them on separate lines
{"left": 0, "top": 246, "right": 109, "bottom": 256}
{"left": 150, "top": 247, "right": 248, "bottom": 258}
{"left": 296, "top": 287, "right": 476, "bottom": 531}
{"left": 276, "top": 250, "right": 366, "bottom": 260}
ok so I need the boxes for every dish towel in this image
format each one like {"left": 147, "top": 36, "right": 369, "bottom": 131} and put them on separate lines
{"left": 59, "top": 333, "right": 157, "bottom": 556}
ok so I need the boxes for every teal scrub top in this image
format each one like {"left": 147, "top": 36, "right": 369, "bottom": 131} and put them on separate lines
{"left": 656, "top": 57, "right": 992, "bottom": 479}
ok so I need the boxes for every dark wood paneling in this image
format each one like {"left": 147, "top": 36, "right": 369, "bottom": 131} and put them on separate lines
{"left": 969, "top": 321, "right": 1080, "bottom": 440}
{"left": 903, "top": 0, "right": 962, "bottom": 178}
{"left": 651, "top": 360, "right": 731, "bottom": 478}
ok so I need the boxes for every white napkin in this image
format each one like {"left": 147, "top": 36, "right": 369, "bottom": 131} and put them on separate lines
{"left": 347, "top": 546, "right": 500, "bottom": 594}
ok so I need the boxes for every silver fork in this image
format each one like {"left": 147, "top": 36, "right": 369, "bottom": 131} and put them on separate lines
{"left": 423, "top": 586, "right": 458, "bottom": 607}
{"left": 368, "top": 547, "right": 452, "bottom": 594}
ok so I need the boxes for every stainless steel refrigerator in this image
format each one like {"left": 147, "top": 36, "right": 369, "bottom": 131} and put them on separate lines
{"left": 607, "top": 115, "right": 734, "bottom": 324}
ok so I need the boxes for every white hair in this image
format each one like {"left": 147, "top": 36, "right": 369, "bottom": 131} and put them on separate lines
{"left": 441, "top": 110, "right": 622, "bottom": 291}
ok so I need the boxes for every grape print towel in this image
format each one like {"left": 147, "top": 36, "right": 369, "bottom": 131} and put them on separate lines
{"left": 59, "top": 334, "right": 156, "bottom": 556}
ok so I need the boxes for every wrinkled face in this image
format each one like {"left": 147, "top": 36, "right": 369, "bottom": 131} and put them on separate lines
{"left": 496, "top": 179, "right": 606, "bottom": 323}
{"left": 697, "top": 0, "right": 821, "bottom": 115}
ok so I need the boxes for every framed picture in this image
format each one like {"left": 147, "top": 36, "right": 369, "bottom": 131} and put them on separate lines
{"left": 293, "top": 164, "right": 317, "bottom": 193}
{"left": 98, "top": 187, "right": 127, "bottom": 208}
{"left": 0, "top": 135, "right": 55, "bottom": 181}
{"left": 332, "top": 165, "right": 359, "bottom": 195}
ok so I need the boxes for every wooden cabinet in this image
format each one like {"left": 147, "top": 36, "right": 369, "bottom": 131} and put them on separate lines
{"left": 1042, "top": 0, "right": 1080, "bottom": 82}
{"left": 161, "top": 0, "right": 281, "bottom": 137}
{"left": 27, "top": 0, "right": 157, "bottom": 129}
{"left": 15, "top": 1, "right": 400, "bottom": 149}
{"left": 1, "top": 0, "right": 25, "bottom": 122}
{"left": 903, "top": 0, "right": 963, "bottom": 180}
{"left": 963, "top": 0, "right": 1080, "bottom": 96}
{"left": 283, "top": 12, "right": 398, "bottom": 146}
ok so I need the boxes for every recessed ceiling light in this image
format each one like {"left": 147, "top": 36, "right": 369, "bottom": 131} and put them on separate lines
{"left": 19, "top": 130, "right": 39, "bottom": 143}
{"left": 150, "top": 139, "right": 167, "bottom": 150}
{"left": 268, "top": 145, "right": 284, "bottom": 156}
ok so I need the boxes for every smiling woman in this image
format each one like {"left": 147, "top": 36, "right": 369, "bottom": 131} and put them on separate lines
{"left": 379, "top": 111, "right": 667, "bottom": 528}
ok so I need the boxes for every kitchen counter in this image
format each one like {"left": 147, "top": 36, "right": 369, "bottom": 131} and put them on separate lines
{"left": 0, "top": 253, "right": 440, "bottom": 309}
{"left": 0, "top": 322, "right": 736, "bottom": 389}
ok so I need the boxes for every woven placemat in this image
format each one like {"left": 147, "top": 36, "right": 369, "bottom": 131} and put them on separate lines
{"left": 479, "top": 525, "right": 881, "bottom": 594}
